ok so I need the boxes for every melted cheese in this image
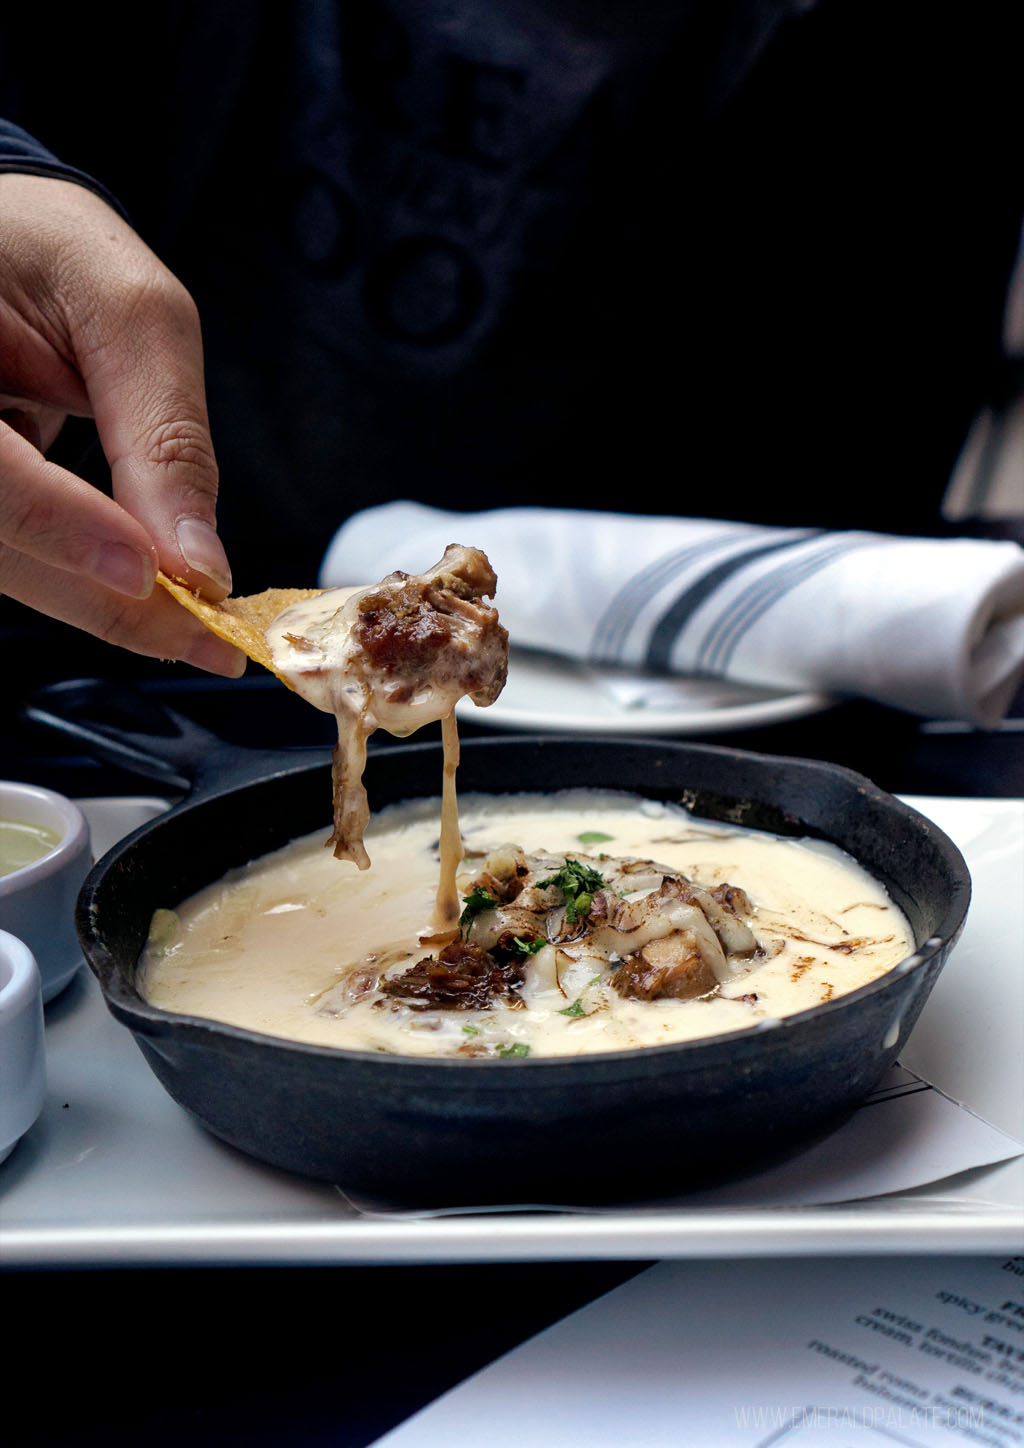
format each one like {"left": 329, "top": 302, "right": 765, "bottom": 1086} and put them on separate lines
{"left": 266, "top": 584, "right": 465, "bottom": 925}
{"left": 140, "top": 791, "right": 913, "bottom": 1058}
{"left": 266, "top": 585, "right": 487, "bottom": 737}
{"left": 263, "top": 547, "right": 507, "bottom": 929}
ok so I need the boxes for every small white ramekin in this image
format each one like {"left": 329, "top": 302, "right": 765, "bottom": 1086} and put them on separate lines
{"left": 0, "top": 929, "right": 46, "bottom": 1165}
{"left": 0, "top": 781, "right": 92, "bottom": 1002}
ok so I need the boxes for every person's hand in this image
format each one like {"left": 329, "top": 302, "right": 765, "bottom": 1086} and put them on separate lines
{"left": 0, "top": 171, "right": 244, "bottom": 673}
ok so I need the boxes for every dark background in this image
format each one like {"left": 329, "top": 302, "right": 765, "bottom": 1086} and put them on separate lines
{"left": 2, "top": 6, "right": 1022, "bottom": 1445}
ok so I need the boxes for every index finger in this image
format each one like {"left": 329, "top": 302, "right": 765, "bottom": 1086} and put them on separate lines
{"left": 73, "top": 255, "right": 233, "bottom": 600}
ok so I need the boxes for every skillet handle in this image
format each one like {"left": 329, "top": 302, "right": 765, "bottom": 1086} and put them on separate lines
{"left": 23, "top": 677, "right": 322, "bottom": 798}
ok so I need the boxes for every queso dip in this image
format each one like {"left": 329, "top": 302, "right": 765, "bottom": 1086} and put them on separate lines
{"left": 139, "top": 790, "right": 913, "bottom": 1058}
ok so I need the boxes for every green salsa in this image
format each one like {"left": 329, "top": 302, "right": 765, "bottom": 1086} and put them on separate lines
{"left": 0, "top": 818, "right": 62, "bottom": 877}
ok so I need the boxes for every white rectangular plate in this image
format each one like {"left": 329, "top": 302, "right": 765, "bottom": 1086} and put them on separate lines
{"left": 1, "top": 794, "right": 1021, "bottom": 1266}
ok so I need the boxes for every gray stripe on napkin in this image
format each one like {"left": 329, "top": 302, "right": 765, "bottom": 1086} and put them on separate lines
{"left": 592, "top": 529, "right": 764, "bottom": 663}
{"left": 645, "top": 533, "right": 820, "bottom": 672}
{"left": 696, "top": 534, "right": 886, "bottom": 675}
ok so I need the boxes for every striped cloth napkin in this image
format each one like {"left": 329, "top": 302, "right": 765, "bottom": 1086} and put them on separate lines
{"left": 320, "top": 502, "right": 1024, "bottom": 727}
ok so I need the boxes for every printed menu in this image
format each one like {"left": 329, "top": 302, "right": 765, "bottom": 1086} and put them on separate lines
{"left": 372, "top": 1255, "right": 1024, "bottom": 1447}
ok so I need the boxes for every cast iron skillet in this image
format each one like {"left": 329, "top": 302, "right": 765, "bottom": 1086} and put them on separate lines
{"left": 31, "top": 680, "right": 971, "bottom": 1206}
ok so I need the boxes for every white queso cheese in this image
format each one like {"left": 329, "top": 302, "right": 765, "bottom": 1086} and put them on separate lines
{"left": 139, "top": 790, "right": 913, "bottom": 1058}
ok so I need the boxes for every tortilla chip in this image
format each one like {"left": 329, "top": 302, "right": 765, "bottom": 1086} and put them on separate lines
{"left": 157, "top": 572, "right": 323, "bottom": 687}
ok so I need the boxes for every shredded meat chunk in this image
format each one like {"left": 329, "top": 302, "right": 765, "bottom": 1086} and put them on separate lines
{"left": 356, "top": 602, "right": 456, "bottom": 678}
{"left": 611, "top": 932, "right": 719, "bottom": 1001}
{"left": 352, "top": 546, "right": 508, "bottom": 712}
{"left": 399, "top": 844, "right": 771, "bottom": 1012}
{"left": 380, "top": 940, "right": 527, "bottom": 1010}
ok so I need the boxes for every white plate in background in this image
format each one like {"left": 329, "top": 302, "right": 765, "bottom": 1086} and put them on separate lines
{"left": 456, "top": 648, "right": 833, "bottom": 734}
{"left": 0, "top": 793, "right": 1020, "bottom": 1267}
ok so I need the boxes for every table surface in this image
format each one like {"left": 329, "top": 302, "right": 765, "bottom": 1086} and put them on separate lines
{"left": 3, "top": 662, "right": 1022, "bottom": 1448}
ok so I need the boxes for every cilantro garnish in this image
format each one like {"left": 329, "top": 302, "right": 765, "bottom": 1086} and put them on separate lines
{"left": 558, "top": 998, "right": 586, "bottom": 1017}
{"left": 459, "top": 886, "right": 498, "bottom": 936}
{"left": 577, "top": 831, "right": 613, "bottom": 846}
{"left": 497, "top": 1042, "right": 530, "bottom": 1058}
{"left": 511, "top": 936, "right": 545, "bottom": 955}
{"left": 538, "top": 859, "right": 607, "bottom": 924}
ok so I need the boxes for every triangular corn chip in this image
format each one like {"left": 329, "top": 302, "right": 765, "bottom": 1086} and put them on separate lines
{"left": 157, "top": 572, "right": 323, "bottom": 687}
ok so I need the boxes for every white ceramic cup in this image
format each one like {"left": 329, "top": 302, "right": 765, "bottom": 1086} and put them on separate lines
{"left": 0, "top": 782, "right": 92, "bottom": 1003}
{"left": 0, "top": 929, "right": 47, "bottom": 1164}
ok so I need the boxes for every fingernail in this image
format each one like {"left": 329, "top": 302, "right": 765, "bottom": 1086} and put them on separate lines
{"left": 91, "top": 542, "right": 155, "bottom": 598}
{"left": 175, "top": 516, "right": 233, "bottom": 594}
{"left": 184, "top": 631, "right": 247, "bottom": 678}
